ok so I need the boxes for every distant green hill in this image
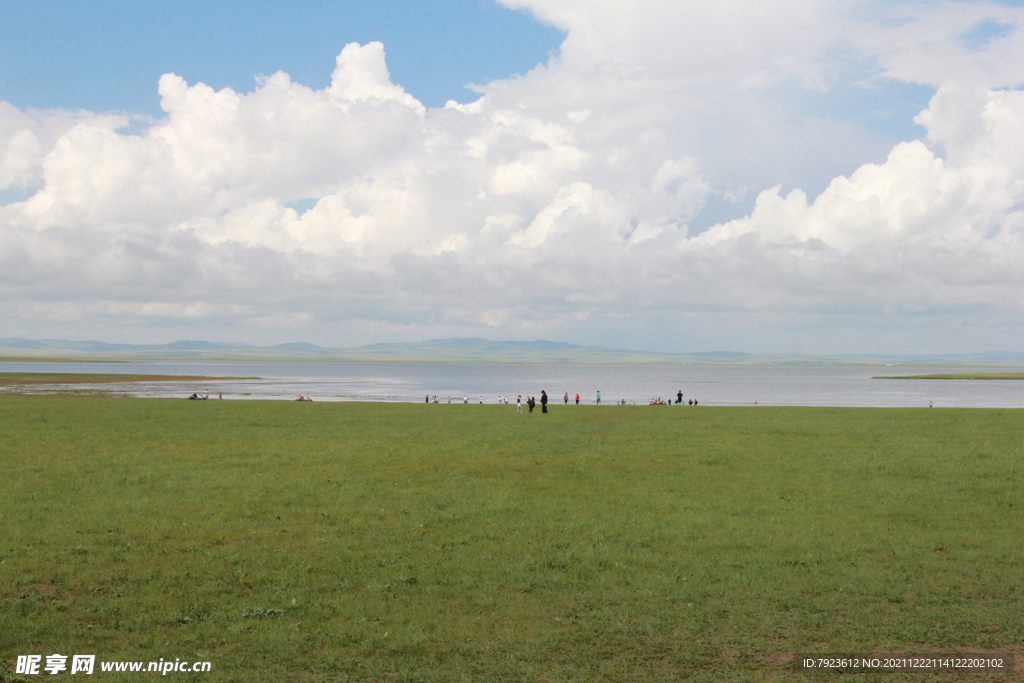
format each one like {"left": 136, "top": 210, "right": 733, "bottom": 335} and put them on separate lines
{"left": 2, "top": 337, "right": 1024, "bottom": 366}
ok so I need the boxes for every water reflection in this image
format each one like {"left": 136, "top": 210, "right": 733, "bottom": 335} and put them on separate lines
{"left": 2, "top": 360, "right": 1023, "bottom": 408}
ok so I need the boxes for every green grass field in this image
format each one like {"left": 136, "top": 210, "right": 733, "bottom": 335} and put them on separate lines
{"left": 2, "top": 397, "right": 1021, "bottom": 682}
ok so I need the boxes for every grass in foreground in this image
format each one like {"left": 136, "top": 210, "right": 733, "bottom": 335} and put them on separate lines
{"left": 1, "top": 398, "right": 1022, "bottom": 682}
{"left": 877, "top": 373, "right": 1024, "bottom": 380}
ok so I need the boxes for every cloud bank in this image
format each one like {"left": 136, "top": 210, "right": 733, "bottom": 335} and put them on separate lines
{"left": 2, "top": 1, "right": 1024, "bottom": 352}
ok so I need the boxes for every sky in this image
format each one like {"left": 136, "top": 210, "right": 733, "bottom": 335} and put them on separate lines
{"left": 2, "top": 0, "right": 1024, "bottom": 354}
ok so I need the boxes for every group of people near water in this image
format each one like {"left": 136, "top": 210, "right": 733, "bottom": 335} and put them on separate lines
{"left": 651, "top": 396, "right": 698, "bottom": 405}
{"left": 514, "top": 389, "right": 552, "bottom": 413}
{"left": 650, "top": 390, "right": 698, "bottom": 405}
{"left": 189, "top": 389, "right": 700, "bottom": 404}
{"left": 423, "top": 389, "right": 700, "bottom": 409}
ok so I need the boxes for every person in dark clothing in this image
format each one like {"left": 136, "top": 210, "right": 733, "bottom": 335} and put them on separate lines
{"left": 541, "top": 390, "right": 548, "bottom": 413}
{"left": 528, "top": 396, "right": 535, "bottom": 413}
{"left": 676, "top": 390, "right": 683, "bottom": 404}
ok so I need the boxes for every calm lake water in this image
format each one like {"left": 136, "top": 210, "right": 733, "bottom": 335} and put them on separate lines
{"left": 3, "top": 360, "right": 1024, "bottom": 408}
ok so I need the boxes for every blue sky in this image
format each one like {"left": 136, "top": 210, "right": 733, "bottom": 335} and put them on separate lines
{"left": 0, "top": 0, "right": 564, "bottom": 113}
{"left": 2, "top": 0, "right": 1024, "bottom": 353}
{"left": 1, "top": 0, "right": 931, "bottom": 223}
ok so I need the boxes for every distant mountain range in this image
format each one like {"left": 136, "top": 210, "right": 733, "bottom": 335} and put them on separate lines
{"left": 2, "top": 337, "right": 1024, "bottom": 365}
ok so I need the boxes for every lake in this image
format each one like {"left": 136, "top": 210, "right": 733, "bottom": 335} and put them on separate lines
{"left": 3, "top": 360, "right": 1024, "bottom": 408}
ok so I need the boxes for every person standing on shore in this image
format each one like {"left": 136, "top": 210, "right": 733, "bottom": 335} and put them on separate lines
{"left": 517, "top": 395, "right": 523, "bottom": 413}
{"left": 575, "top": 393, "right": 580, "bottom": 405}
{"left": 563, "top": 392, "right": 569, "bottom": 405}
{"left": 596, "top": 390, "right": 601, "bottom": 405}
{"left": 541, "top": 390, "right": 548, "bottom": 414}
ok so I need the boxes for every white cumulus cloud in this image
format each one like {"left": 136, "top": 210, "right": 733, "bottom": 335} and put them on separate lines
{"left": 2, "top": 3, "right": 1024, "bottom": 352}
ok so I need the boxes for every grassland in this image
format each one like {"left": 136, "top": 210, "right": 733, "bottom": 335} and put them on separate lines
{"left": 1, "top": 398, "right": 1021, "bottom": 682}
{"left": 878, "top": 373, "right": 1024, "bottom": 380}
